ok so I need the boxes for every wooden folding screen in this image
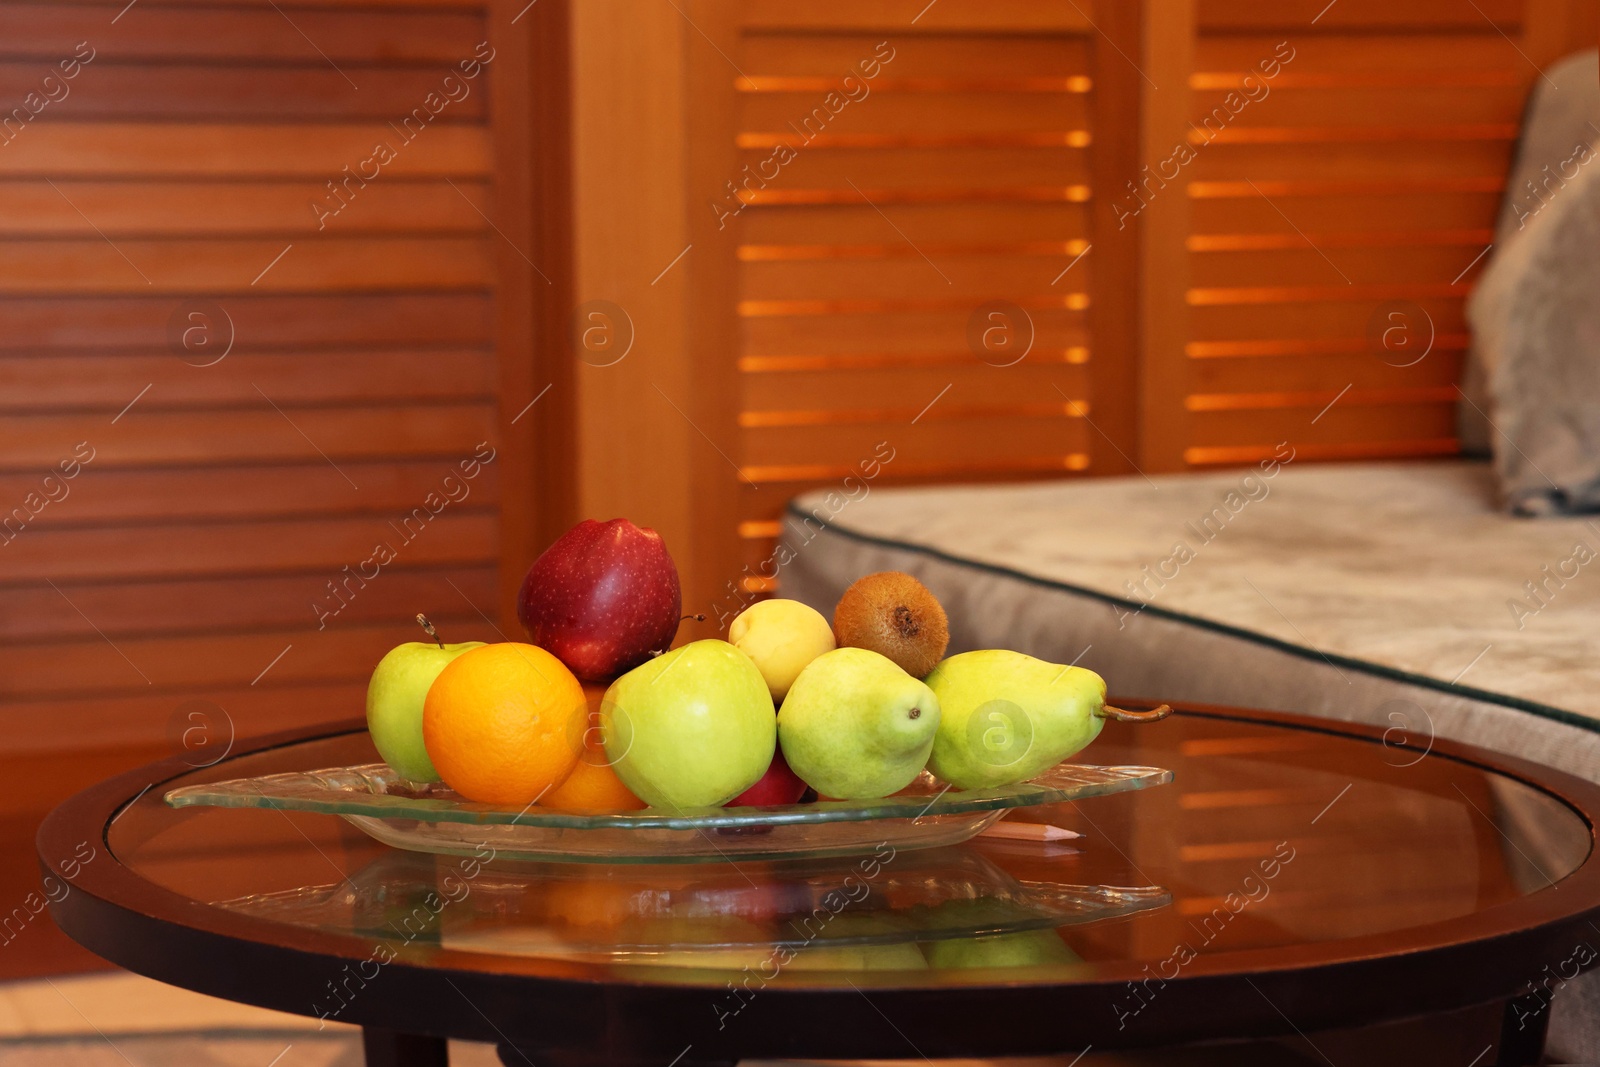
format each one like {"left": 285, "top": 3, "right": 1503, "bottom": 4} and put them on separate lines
{"left": 1139, "top": 0, "right": 1595, "bottom": 469}
{"left": 675, "top": 1, "right": 1143, "bottom": 597}
{"left": 0, "top": 0, "right": 543, "bottom": 754}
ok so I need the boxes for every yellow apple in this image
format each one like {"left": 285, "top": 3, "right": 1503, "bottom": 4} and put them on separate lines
{"left": 728, "top": 599, "right": 837, "bottom": 702}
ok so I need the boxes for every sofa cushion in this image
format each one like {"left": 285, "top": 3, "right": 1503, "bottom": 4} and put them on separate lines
{"left": 1460, "top": 48, "right": 1599, "bottom": 458}
{"left": 782, "top": 460, "right": 1600, "bottom": 768}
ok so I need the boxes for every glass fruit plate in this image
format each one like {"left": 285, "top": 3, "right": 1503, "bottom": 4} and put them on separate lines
{"left": 165, "top": 762, "right": 1173, "bottom": 864}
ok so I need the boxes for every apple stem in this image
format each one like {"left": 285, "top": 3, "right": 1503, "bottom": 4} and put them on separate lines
{"left": 1096, "top": 703, "right": 1173, "bottom": 723}
{"left": 415, "top": 613, "right": 444, "bottom": 649}
{"left": 681, "top": 613, "right": 706, "bottom": 622}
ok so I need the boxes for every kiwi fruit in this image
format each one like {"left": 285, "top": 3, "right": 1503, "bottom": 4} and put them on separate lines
{"left": 832, "top": 571, "right": 949, "bottom": 678}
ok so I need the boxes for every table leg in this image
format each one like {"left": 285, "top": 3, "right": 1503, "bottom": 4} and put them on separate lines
{"left": 1495, "top": 994, "right": 1550, "bottom": 1066}
{"left": 363, "top": 1027, "right": 450, "bottom": 1067}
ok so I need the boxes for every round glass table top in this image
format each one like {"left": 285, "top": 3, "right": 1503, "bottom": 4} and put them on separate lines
{"left": 101, "top": 708, "right": 1592, "bottom": 989}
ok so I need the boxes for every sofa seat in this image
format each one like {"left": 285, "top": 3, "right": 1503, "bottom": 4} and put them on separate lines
{"left": 781, "top": 459, "right": 1600, "bottom": 781}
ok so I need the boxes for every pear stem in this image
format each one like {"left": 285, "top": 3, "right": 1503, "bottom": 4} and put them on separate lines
{"left": 680, "top": 613, "right": 706, "bottom": 622}
{"left": 415, "top": 613, "right": 444, "bottom": 650}
{"left": 1096, "top": 703, "right": 1173, "bottom": 723}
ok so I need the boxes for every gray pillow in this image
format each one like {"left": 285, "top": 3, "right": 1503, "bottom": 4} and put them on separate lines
{"left": 1460, "top": 49, "right": 1598, "bottom": 456}
{"left": 1466, "top": 157, "right": 1600, "bottom": 514}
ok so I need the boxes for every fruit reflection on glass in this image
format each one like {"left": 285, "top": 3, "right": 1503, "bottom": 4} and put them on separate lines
{"left": 783, "top": 943, "right": 930, "bottom": 971}
{"left": 921, "top": 929, "right": 1084, "bottom": 969}
{"left": 422, "top": 642, "right": 587, "bottom": 806}
{"left": 532, "top": 865, "right": 785, "bottom": 940}
{"left": 516, "top": 517, "right": 684, "bottom": 682}
{"left": 365, "top": 615, "right": 484, "bottom": 783}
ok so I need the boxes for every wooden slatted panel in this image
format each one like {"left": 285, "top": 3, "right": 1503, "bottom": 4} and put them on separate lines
{"left": 1176, "top": 0, "right": 1540, "bottom": 467}
{"left": 730, "top": 16, "right": 1104, "bottom": 589}
{"left": 0, "top": 1, "right": 507, "bottom": 753}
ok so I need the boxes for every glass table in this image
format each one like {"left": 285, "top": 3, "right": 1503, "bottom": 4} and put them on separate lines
{"left": 41, "top": 705, "right": 1600, "bottom": 1067}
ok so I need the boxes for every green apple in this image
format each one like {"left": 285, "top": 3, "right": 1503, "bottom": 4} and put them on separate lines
{"left": 367, "top": 637, "right": 484, "bottom": 781}
{"left": 921, "top": 930, "right": 1083, "bottom": 970}
{"left": 728, "top": 598, "right": 836, "bottom": 701}
{"left": 602, "top": 639, "right": 775, "bottom": 809}
{"left": 777, "top": 647, "right": 940, "bottom": 799}
{"left": 925, "top": 650, "right": 1107, "bottom": 789}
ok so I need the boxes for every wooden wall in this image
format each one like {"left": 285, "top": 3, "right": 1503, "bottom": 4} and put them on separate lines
{"left": 0, "top": 0, "right": 550, "bottom": 757}
{"left": 569, "top": 0, "right": 1596, "bottom": 617}
{"left": 1142, "top": 0, "right": 1595, "bottom": 469}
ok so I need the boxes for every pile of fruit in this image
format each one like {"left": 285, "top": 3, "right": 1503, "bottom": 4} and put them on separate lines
{"left": 366, "top": 518, "right": 1166, "bottom": 813}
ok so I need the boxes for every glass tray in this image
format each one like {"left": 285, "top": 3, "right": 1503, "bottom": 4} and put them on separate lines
{"left": 166, "top": 762, "right": 1172, "bottom": 864}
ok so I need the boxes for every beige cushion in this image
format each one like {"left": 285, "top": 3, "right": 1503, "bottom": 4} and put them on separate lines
{"left": 1471, "top": 157, "right": 1600, "bottom": 513}
{"left": 1460, "top": 49, "right": 1599, "bottom": 456}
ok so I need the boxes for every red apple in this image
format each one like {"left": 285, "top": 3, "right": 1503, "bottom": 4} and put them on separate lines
{"left": 516, "top": 518, "right": 682, "bottom": 681}
{"left": 728, "top": 748, "right": 808, "bottom": 808}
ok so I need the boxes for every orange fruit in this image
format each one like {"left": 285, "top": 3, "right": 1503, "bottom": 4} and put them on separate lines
{"left": 538, "top": 870, "right": 645, "bottom": 930}
{"left": 543, "top": 710, "right": 647, "bottom": 813}
{"left": 422, "top": 642, "right": 585, "bottom": 806}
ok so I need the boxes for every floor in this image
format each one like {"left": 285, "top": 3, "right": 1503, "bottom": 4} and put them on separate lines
{"left": 0, "top": 744, "right": 168, "bottom": 981}
{"left": 0, "top": 971, "right": 504, "bottom": 1066}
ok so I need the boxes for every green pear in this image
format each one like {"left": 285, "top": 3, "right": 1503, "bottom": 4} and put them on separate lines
{"left": 777, "top": 647, "right": 940, "bottom": 799}
{"left": 603, "top": 639, "right": 776, "bottom": 809}
{"left": 921, "top": 930, "right": 1084, "bottom": 970}
{"left": 928, "top": 650, "right": 1136, "bottom": 789}
{"left": 367, "top": 638, "right": 485, "bottom": 782}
